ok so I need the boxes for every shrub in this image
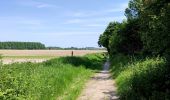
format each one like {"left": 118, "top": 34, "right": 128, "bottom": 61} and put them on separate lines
{"left": 115, "top": 57, "right": 170, "bottom": 99}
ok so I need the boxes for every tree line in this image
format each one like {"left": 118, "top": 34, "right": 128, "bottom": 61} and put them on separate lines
{"left": 0, "top": 42, "right": 104, "bottom": 50}
{"left": 98, "top": 0, "right": 170, "bottom": 99}
{"left": 0, "top": 42, "right": 46, "bottom": 49}
{"left": 99, "top": 0, "right": 169, "bottom": 57}
{"left": 47, "top": 47, "right": 105, "bottom": 50}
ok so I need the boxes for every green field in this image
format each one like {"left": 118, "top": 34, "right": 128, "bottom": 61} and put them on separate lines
{"left": 0, "top": 53, "right": 105, "bottom": 100}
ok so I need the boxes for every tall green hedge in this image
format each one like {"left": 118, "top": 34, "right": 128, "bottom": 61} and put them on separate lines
{"left": 98, "top": 0, "right": 170, "bottom": 99}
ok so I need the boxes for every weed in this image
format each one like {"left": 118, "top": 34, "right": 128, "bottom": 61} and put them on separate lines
{"left": 0, "top": 53, "right": 104, "bottom": 100}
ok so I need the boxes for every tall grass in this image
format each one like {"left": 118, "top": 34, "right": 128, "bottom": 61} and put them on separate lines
{"left": 0, "top": 55, "right": 2, "bottom": 65}
{"left": 0, "top": 53, "right": 105, "bottom": 100}
{"left": 110, "top": 54, "right": 169, "bottom": 100}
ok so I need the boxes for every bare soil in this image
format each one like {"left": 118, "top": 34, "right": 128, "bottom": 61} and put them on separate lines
{"left": 0, "top": 50, "right": 105, "bottom": 64}
{"left": 2, "top": 59, "right": 47, "bottom": 64}
{"left": 0, "top": 50, "right": 105, "bottom": 56}
{"left": 78, "top": 60, "right": 119, "bottom": 100}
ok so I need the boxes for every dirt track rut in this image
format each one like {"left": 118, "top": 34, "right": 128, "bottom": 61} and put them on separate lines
{"left": 78, "top": 60, "right": 119, "bottom": 100}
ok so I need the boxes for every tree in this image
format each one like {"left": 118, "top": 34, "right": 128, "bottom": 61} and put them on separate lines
{"left": 0, "top": 42, "right": 46, "bottom": 50}
{"left": 139, "top": 0, "right": 170, "bottom": 55}
{"left": 98, "top": 22, "right": 120, "bottom": 54}
{"left": 109, "top": 20, "right": 143, "bottom": 55}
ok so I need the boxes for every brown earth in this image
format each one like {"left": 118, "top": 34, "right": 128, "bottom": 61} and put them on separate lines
{"left": 0, "top": 50, "right": 105, "bottom": 56}
{"left": 77, "top": 60, "right": 119, "bottom": 100}
{"left": 2, "top": 59, "right": 47, "bottom": 64}
{"left": 0, "top": 50, "right": 105, "bottom": 64}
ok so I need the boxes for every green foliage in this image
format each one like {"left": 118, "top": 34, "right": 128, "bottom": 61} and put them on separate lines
{"left": 110, "top": 54, "right": 170, "bottom": 100}
{"left": 100, "top": 0, "right": 169, "bottom": 56}
{"left": 0, "top": 53, "right": 104, "bottom": 100}
{"left": 99, "top": 0, "right": 170, "bottom": 99}
{"left": 98, "top": 22, "right": 120, "bottom": 54}
{"left": 110, "top": 54, "right": 131, "bottom": 78}
{"left": 109, "top": 20, "right": 143, "bottom": 55}
{"left": 139, "top": 0, "right": 170, "bottom": 55}
{"left": 98, "top": 1, "right": 143, "bottom": 55}
{"left": 47, "top": 47, "right": 104, "bottom": 50}
{"left": 124, "top": 0, "right": 170, "bottom": 56}
{"left": 125, "top": 0, "right": 141, "bottom": 20}
{"left": 99, "top": 20, "right": 143, "bottom": 55}
{"left": 0, "top": 55, "right": 2, "bottom": 65}
{"left": 0, "top": 42, "right": 45, "bottom": 50}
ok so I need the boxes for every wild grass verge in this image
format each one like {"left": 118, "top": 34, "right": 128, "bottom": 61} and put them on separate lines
{"left": 0, "top": 53, "right": 105, "bottom": 100}
{"left": 110, "top": 54, "right": 170, "bottom": 100}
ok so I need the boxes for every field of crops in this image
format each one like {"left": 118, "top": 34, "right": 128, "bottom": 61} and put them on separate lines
{"left": 0, "top": 53, "right": 105, "bottom": 100}
{"left": 0, "top": 50, "right": 105, "bottom": 64}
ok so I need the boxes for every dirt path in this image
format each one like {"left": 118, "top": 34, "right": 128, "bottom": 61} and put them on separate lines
{"left": 78, "top": 60, "right": 119, "bottom": 100}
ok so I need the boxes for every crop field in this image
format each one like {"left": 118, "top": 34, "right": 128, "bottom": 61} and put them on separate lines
{"left": 0, "top": 53, "right": 105, "bottom": 100}
{"left": 0, "top": 50, "right": 105, "bottom": 64}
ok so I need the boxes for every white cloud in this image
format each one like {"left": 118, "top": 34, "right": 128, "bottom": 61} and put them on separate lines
{"left": 0, "top": 16, "right": 43, "bottom": 26}
{"left": 71, "top": 12, "right": 88, "bottom": 17}
{"left": 121, "top": 3, "right": 129, "bottom": 9}
{"left": 64, "top": 16, "right": 126, "bottom": 25}
{"left": 36, "top": 4, "right": 56, "bottom": 8}
{"left": 19, "top": 20, "right": 41, "bottom": 25}
{"left": 106, "top": 3, "right": 128, "bottom": 13}
{"left": 17, "top": 0, "right": 57, "bottom": 8}
{"left": 66, "top": 3, "right": 128, "bottom": 18}
{"left": 106, "top": 8, "right": 124, "bottom": 13}
{"left": 86, "top": 24, "right": 106, "bottom": 27}
{"left": 48, "top": 31, "right": 99, "bottom": 36}
{"left": 64, "top": 19, "right": 85, "bottom": 24}
{"left": 95, "top": 16, "right": 126, "bottom": 22}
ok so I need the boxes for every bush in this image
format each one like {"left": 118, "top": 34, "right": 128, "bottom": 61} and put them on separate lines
{"left": 109, "top": 20, "right": 143, "bottom": 55}
{"left": 99, "top": 0, "right": 170, "bottom": 99}
{"left": 114, "top": 56, "right": 170, "bottom": 100}
{"left": 110, "top": 54, "right": 131, "bottom": 78}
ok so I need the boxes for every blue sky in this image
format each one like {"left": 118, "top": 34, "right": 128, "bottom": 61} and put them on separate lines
{"left": 0, "top": 0, "right": 129, "bottom": 47}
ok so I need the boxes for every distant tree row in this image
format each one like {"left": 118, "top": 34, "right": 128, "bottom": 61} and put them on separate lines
{"left": 47, "top": 47, "right": 105, "bottom": 50}
{"left": 0, "top": 42, "right": 46, "bottom": 49}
